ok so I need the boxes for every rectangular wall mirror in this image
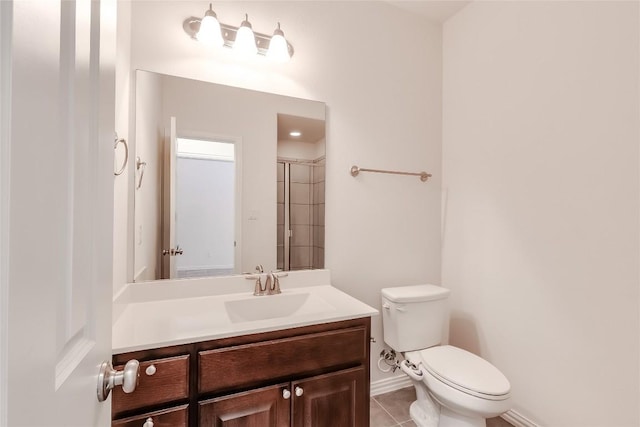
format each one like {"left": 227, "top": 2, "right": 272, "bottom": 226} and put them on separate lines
{"left": 132, "top": 70, "right": 326, "bottom": 282}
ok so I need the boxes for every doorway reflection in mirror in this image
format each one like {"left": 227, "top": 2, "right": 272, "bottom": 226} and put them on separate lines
{"left": 174, "top": 137, "right": 237, "bottom": 278}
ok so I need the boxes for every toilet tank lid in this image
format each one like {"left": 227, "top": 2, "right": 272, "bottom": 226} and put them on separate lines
{"left": 381, "top": 285, "right": 450, "bottom": 303}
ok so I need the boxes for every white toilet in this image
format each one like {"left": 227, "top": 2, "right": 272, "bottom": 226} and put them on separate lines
{"left": 381, "top": 285, "right": 511, "bottom": 427}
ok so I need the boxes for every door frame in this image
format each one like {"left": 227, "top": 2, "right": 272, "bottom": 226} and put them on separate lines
{"left": 0, "top": 1, "right": 12, "bottom": 425}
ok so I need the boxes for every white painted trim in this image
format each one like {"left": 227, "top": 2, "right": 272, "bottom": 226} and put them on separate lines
{"left": 501, "top": 410, "right": 540, "bottom": 427}
{"left": 0, "top": 2, "right": 12, "bottom": 426}
{"left": 134, "top": 265, "right": 147, "bottom": 282}
{"left": 54, "top": 336, "right": 95, "bottom": 390}
{"left": 370, "top": 373, "right": 412, "bottom": 396}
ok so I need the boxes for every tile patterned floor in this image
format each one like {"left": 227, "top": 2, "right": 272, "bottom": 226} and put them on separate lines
{"left": 370, "top": 386, "right": 513, "bottom": 427}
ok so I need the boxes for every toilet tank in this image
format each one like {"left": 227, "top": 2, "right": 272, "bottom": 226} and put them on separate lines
{"left": 381, "top": 285, "right": 451, "bottom": 352}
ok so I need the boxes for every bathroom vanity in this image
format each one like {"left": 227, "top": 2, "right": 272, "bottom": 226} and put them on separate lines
{"left": 111, "top": 270, "right": 377, "bottom": 427}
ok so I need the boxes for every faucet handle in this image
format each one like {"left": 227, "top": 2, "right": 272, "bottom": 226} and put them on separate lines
{"left": 245, "top": 274, "right": 265, "bottom": 295}
{"left": 268, "top": 272, "right": 282, "bottom": 295}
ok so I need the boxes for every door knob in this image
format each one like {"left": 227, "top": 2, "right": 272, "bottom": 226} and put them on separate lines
{"left": 96, "top": 359, "right": 140, "bottom": 402}
{"left": 295, "top": 386, "right": 304, "bottom": 397}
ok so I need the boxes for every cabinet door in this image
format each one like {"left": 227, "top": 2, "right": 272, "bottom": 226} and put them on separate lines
{"left": 291, "top": 367, "right": 368, "bottom": 427}
{"left": 199, "top": 383, "right": 290, "bottom": 427}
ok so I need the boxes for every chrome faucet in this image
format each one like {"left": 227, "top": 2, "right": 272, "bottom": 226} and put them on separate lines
{"left": 245, "top": 268, "right": 288, "bottom": 296}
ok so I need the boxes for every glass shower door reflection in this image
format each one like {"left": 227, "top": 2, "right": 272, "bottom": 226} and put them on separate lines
{"left": 277, "top": 160, "right": 325, "bottom": 271}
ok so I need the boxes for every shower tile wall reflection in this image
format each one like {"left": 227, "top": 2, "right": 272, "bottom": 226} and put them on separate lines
{"left": 290, "top": 163, "right": 312, "bottom": 270}
{"left": 277, "top": 160, "right": 325, "bottom": 271}
{"left": 277, "top": 163, "right": 285, "bottom": 270}
{"left": 312, "top": 159, "right": 325, "bottom": 268}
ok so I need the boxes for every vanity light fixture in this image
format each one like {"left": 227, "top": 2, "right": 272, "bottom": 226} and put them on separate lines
{"left": 184, "top": 4, "right": 294, "bottom": 61}
{"left": 267, "top": 23, "right": 290, "bottom": 62}
{"left": 234, "top": 14, "right": 258, "bottom": 57}
{"left": 196, "top": 3, "right": 224, "bottom": 47}
{"left": 289, "top": 131, "right": 302, "bottom": 137}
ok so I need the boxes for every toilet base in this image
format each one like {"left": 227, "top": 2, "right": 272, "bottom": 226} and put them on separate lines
{"left": 438, "top": 406, "right": 486, "bottom": 427}
{"left": 409, "top": 399, "right": 439, "bottom": 427}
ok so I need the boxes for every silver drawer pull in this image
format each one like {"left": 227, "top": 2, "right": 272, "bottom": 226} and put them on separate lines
{"left": 143, "top": 417, "right": 154, "bottom": 427}
{"left": 145, "top": 364, "right": 156, "bottom": 376}
{"left": 295, "top": 386, "right": 304, "bottom": 397}
{"left": 282, "top": 389, "right": 291, "bottom": 399}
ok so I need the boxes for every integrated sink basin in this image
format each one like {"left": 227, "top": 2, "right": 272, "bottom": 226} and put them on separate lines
{"left": 224, "top": 292, "right": 336, "bottom": 323}
{"left": 112, "top": 270, "right": 379, "bottom": 353}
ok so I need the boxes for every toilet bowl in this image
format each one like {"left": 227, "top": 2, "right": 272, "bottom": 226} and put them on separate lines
{"left": 381, "top": 285, "right": 512, "bottom": 427}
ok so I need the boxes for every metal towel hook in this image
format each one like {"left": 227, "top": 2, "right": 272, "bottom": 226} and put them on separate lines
{"left": 136, "top": 157, "right": 147, "bottom": 190}
{"left": 113, "top": 136, "right": 128, "bottom": 176}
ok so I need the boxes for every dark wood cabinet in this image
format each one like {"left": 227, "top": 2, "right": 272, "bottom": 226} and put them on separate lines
{"left": 292, "top": 367, "right": 366, "bottom": 427}
{"left": 199, "top": 383, "right": 290, "bottom": 427}
{"left": 112, "top": 318, "right": 370, "bottom": 427}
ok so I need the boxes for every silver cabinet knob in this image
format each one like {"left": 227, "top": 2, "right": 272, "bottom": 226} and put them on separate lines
{"left": 96, "top": 359, "right": 140, "bottom": 402}
{"left": 145, "top": 364, "right": 156, "bottom": 376}
{"left": 282, "top": 389, "right": 291, "bottom": 399}
{"left": 295, "top": 386, "right": 304, "bottom": 397}
{"left": 142, "top": 417, "right": 154, "bottom": 427}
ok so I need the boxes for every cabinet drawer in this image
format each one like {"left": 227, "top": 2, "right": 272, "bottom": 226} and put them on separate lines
{"left": 112, "top": 355, "right": 190, "bottom": 417}
{"left": 112, "top": 404, "right": 188, "bottom": 427}
{"left": 199, "top": 326, "right": 367, "bottom": 394}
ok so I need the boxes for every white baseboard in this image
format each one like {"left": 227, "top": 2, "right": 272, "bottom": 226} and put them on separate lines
{"left": 370, "top": 373, "right": 412, "bottom": 396}
{"left": 370, "top": 377, "right": 540, "bottom": 427}
{"left": 501, "top": 410, "right": 539, "bottom": 427}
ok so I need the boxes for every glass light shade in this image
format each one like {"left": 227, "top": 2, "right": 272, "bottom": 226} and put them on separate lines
{"left": 234, "top": 17, "right": 257, "bottom": 57}
{"left": 267, "top": 33, "right": 290, "bottom": 62}
{"left": 197, "top": 14, "right": 224, "bottom": 47}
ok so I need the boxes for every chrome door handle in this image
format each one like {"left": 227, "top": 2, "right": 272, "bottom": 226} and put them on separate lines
{"left": 162, "top": 247, "right": 183, "bottom": 256}
{"left": 96, "top": 359, "right": 140, "bottom": 402}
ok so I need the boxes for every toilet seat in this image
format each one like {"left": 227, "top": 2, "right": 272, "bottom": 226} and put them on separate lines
{"left": 411, "top": 345, "right": 511, "bottom": 401}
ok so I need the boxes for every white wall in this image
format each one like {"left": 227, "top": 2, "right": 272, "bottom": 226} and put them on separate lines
{"left": 442, "top": 2, "right": 639, "bottom": 425}
{"left": 120, "top": 1, "right": 443, "bottom": 382}
{"left": 134, "top": 72, "right": 164, "bottom": 281}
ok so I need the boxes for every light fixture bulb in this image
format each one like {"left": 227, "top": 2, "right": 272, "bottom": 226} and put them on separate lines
{"left": 267, "top": 23, "right": 290, "bottom": 62}
{"left": 234, "top": 14, "right": 257, "bottom": 57}
{"left": 289, "top": 131, "right": 301, "bottom": 137}
{"left": 196, "top": 4, "right": 224, "bottom": 47}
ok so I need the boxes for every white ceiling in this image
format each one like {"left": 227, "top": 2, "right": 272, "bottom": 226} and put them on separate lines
{"left": 277, "top": 114, "right": 326, "bottom": 143}
{"left": 386, "top": 1, "right": 471, "bottom": 23}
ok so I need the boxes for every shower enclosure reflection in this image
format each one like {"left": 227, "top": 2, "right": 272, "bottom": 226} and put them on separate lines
{"left": 276, "top": 114, "right": 325, "bottom": 271}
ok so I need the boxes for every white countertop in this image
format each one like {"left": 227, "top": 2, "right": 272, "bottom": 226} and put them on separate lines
{"left": 112, "top": 270, "right": 378, "bottom": 354}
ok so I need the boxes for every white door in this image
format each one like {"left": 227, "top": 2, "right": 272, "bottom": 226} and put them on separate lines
{"left": 1, "top": 0, "right": 116, "bottom": 425}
